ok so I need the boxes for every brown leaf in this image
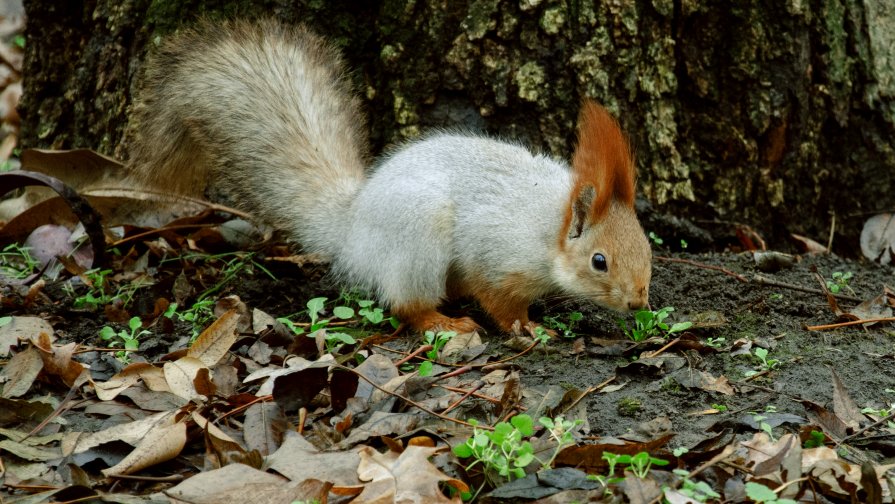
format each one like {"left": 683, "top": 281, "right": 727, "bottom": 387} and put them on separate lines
{"left": 33, "top": 332, "right": 87, "bottom": 387}
{"left": 830, "top": 367, "right": 865, "bottom": 431}
{"left": 243, "top": 402, "right": 287, "bottom": 456}
{"left": 163, "top": 356, "right": 208, "bottom": 400}
{"left": 1, "top": 346, "right": 43, "bottom": 398}
{"left": 554, "top": 434, "right": 674, "bottom": 471}
{"left": 860, "top": 213, "right": 895, "bottom": 265}
{"left": 188, "top": 309, "right": 240, "bottom": 367}
{"left": 355, "top": 445, "right": 466, "bottom": 503}
{"left": 0, "top": 316, "right": 54, "bottom": 356}
{"left": 791, "top": 233, "right": 828, "bottom": 254}
{"left": 102, "top": 420, "right": 187, "bottom": 476}
{"left": 267, "top": 433, "right": 363, "bottom": 486}
{"left": 164, "top": 462, "right": 301, "bottom": 503}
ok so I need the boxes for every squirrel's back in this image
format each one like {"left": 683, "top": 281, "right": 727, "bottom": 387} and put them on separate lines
{"left": 127, "top": 18, "right": 367, "bottom": 256}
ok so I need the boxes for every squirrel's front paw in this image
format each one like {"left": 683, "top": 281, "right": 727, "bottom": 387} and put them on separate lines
{"left": 394, "top": 305, "right": 481, "bottom": 334}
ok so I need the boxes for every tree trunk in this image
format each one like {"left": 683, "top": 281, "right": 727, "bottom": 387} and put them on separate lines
{"left": 19, "top": 0, "right": 895, "bottom": 251}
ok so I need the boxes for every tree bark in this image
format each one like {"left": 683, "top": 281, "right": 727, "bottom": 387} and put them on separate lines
{"left": 19, "top": 0, "right": 895, "bottom": 250}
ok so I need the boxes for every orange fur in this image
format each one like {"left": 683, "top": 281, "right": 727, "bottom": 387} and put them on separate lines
{"left": 391, "top": 301, "right": 480, "bottom": 333}
{"left": 560, "top": 101, "right": 636, "bottom": 247}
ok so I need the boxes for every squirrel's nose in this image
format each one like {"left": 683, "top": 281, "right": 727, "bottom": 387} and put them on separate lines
{"left": 627, "top": 300, "right": 647, "bottom": 311}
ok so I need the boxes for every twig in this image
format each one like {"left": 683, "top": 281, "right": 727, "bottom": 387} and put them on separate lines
{"left": 333, "top": 363, "right": 491, "bottom": 430}
{"left": 394, "top": 345, "right": 433, "bottom": 366}
{"left": 644, "top": 337, "right": 680, "bottom": 359}
{"left": 806, "top": 317, "right": 895, "bottom": 331}
{"left": 104, "top": 473, "right": 185, "bottom": 482}
{"left": 838, "top": 410, "right": 895, "bottom": 445}
{"left": 436, "top": 384, "right": 502, "bottom": 404}
{"left": 655, "top": 256, "right": 748, "bottom": 283}
{"left": 752, "top": 274, "right": 863, "bottom": 302}
{"left": 442, "top": 382, "right": 484, "bottom": 414}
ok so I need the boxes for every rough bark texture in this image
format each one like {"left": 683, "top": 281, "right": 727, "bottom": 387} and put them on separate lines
{"left": 19, "top": 0, "right": 895, "bottom": 250}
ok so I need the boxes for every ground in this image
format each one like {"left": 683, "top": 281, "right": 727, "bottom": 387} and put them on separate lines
{"left": 2, "top": 233, "right": 894, "bottom": 502}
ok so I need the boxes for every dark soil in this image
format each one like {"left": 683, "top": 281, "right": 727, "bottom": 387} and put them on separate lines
{"left": 26, "top": 248, "right": 895, "bottom": 455}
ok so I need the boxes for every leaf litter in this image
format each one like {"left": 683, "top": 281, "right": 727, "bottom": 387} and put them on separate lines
{"left": 1, "top": 153, "right": 894, "bottom": 502}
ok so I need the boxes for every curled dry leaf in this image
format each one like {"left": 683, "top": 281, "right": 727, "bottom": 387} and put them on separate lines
{"left": 861, "top": 213, "right": 895, "bottom": 265}
{"left": 33, "top": 332, "right": 87, "bottom": 388}
{"left": 102, "top": 420, "right": 188, "bottom": 476}
{"left": 163, "top": 356, "right": 209, "bottom": 401}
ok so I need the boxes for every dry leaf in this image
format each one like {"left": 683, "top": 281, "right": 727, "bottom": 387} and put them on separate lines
{"left": 861, "top": 213, "right": 895, "bottom": 265}
{"left": 0, "top": 316, "right": 54, "bottom": 356}
{"left": 163, "top": 356, "right": 208, "bottom": 401}
{"left": 355, "top": 445, "right": 466, "bottom": 503}
{"left": 188, "top": 309, "right": 240, "bottom": 367}
{"left": 33, "top": 332, "right": 87, "bottom": 387}
{"left": 102, "top": 420, "right": 188, "bottom": 476}
{"left": 267, "top": 432, "right": 363, "bottom": 486}
{"left": 1, "top": 346, "right": 43, "bottom": 398}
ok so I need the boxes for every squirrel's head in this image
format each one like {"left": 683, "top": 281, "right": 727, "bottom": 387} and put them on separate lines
{"left": 553, "top": 100, "right": 652, "bottom": 312}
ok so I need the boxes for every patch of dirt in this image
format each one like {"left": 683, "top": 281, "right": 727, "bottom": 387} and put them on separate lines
{"left": 518, "top": 252, "right": 895, "bottom": 449}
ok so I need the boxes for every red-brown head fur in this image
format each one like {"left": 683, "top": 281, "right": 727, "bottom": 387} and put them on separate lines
{"left": 560, "top": 101, "right": 636, "bottom": 247}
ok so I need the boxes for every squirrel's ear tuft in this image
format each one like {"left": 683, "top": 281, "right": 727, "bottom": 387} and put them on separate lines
{"left": 570, "top": 100, "right": 636, "bottom": 220}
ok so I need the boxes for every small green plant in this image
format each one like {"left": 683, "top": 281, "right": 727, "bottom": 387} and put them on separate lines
{"left": 803, "top": 430, "right": 826, "bottom": 448}
{"left": 648, "top": 231, "right": 664, "bottom": 246}
{"left": 769, "top": 293, "right": 784, "bottom": 301}
{"left": 71, "top": 269, "right": 116, "bottom": 309}
{"left": 418, "top": 330, "right": 456, "bottom": 376}
{"left": 679, "top": 239, "right": 688, "bottom": 249}
{"left": 705, "top": 336, "right": 726, "bottom": 349}
{"left": 668, "top": 468, "right": 720, "bottom": 502}
{"left": 68, "top": 268, "right": 150, "bottom": 310}
{"left": 12, "top": 35, "right": 24, "bottom": 49}
{"left": 602, "top": 451, "right": 669, "bottom": 479}
{"left": 278, "top": 297, "right": 357, "bottom": 353}
{"left": 532, "top": 325, "right": 552, "bottom": 345}
{"left": 99, "top": 317, "right": 149, "bottom": 363}
{"left": 453, "top": 415, "right": 536, "bottom": 483}
{"left": 537, "top": 415, "right": 583, "bottom": 469}
{"left": 619, "top": 306, "right": 692, "bottom": 342}
{"left": 543, "top": 311, "right": 583, "bottom": 339}
{"left": 750, "top": 407, "right": 777, "bottom": 441}
{"left": 744, "top": 481, "right": 797, "bottom": 504}
{"left": 711, "top": 403, "right": 728, "bottom": 412}
{"left": 0, "top": 244, "right": 40, "bottom": 279}
{"left": 745, "top": 347, "right": 780, "bottom": 375}
{"left": 826, "top": 271, "right": 854, "bottom": 295}
{"left": 452, "top": 414, "right": 584, "bottom": 489}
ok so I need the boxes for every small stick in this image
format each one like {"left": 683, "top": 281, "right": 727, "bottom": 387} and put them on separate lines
{"left": 104, "top": 473, "right": 185, "bottom": 482}
{"left": 752, "top": 274, "right": 863, "bottom": 302}
{"left": 655, "top": 256, "right": 749, "bottom": 283}
{"left": 644, "top": 337, "right": 680, "bottom": 359}
{"left": 333, "top": 363, "right": 491, "bottom": 430}
{"left": 436, "top": 384, "right": 502, "bottom": 404}
{"left": 394, "top": 345, "right": 433, "bottom": 366}
{"left": 806, "top": 317, "right": 895, "bottom": 331}
{"left": 442, "top": 382, "right": 485, "bottom": 414}
{"left": 838, "top": 410, "right": 895, "bottom": 444}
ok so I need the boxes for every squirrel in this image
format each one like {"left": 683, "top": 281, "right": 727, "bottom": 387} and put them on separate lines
{"left": 127, "top": 18, "right": 652, "bottom": 334}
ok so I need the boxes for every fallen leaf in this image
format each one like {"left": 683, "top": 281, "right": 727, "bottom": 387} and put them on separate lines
{"left": 1, "top": 346, "right": 43, "bottom": 398}
{"left": 0, "top": 316, "right": 54, "bottom": 356}
{"left": 163, "top": 356, "right": 208, "bottom": 401}
{"left": 355, "top": 445, "right": 466, "bottom": 503}
{"left": 102, "top": 420, "right": 188, "bottom": 476}
{"left": 860, "top": 213, "right": 895, "bottom": 265}
{"left": 187, "top": 309, "right": 240, "bottom": 367}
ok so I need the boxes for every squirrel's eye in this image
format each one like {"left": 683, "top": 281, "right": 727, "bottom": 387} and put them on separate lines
{"left": 591, "top": 253, "right": 608, "bottom": 272}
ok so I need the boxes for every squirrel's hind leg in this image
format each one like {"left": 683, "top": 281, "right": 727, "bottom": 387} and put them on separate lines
{"left": 391, "top": 303, "right": 480, "bottom": 334}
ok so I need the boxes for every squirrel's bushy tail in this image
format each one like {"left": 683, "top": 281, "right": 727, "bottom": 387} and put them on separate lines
{"left": 127, "top": 18, "right": 368, "bottom": 257}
